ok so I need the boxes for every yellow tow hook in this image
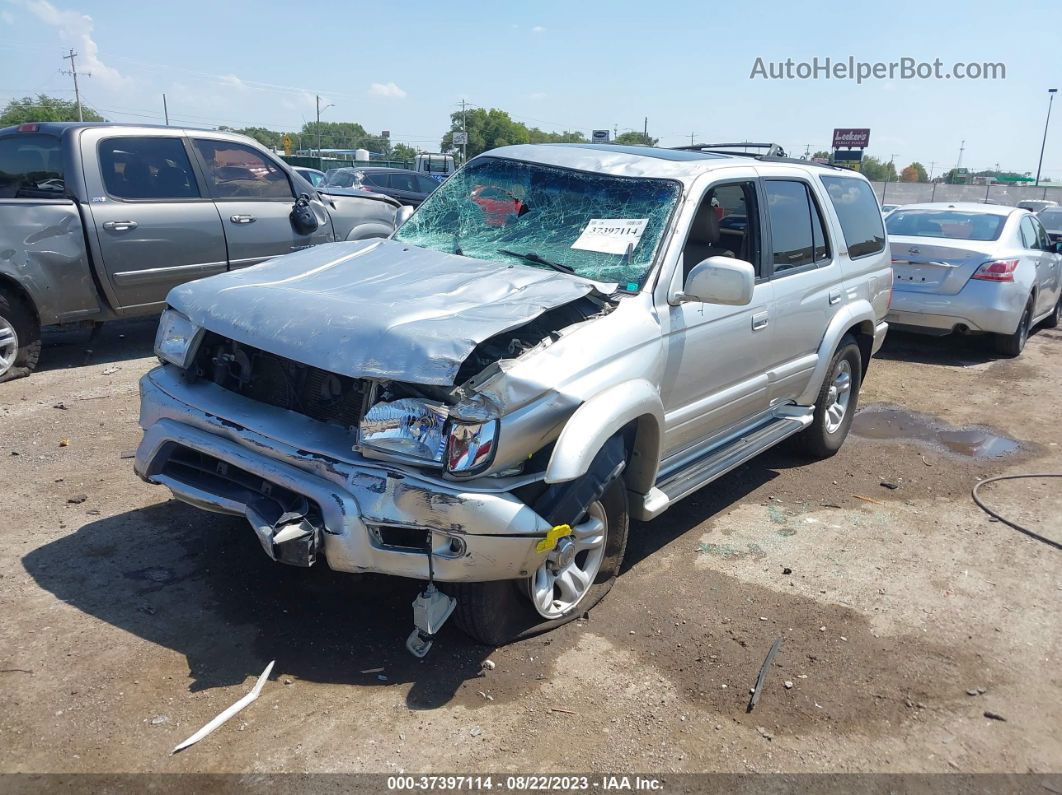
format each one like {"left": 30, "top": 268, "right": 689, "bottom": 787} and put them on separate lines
{"left": 535, "top": 524, "right": 572, "bottom": 554}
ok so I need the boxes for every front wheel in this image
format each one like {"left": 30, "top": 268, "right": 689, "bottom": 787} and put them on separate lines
{"left": 447, "top": 475, "right": 629, "bottom": 647}
{"left": 793, "top": 335, "right": 862, "bottom": 459}
{"left": 993, "top": 300, "right": 1031, "bottom": 357}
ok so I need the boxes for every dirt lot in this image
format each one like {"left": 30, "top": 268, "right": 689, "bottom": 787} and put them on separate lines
{"left": 0, "top": 319, "right": 1059, "bottom": 775}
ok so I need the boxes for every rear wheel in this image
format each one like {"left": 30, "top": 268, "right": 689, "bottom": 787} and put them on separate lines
{"left": 447, "top": 475, "right": 629, "bottom": 647}
{"left": 993, "top": 299, "right": 1031, "bottom": 357}
{"left": 0, "top": 290, "right": 41, "bottom": 383}
{"left": 793, "top": 335, "right": 862, "bottom": 459}
{"left": 1042, "top": 295, "right": 1061, "bottom": 329}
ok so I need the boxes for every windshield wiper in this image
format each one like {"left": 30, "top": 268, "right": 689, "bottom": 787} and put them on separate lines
{"left": 496, "top": 248, "right": 574, "bottom": 274}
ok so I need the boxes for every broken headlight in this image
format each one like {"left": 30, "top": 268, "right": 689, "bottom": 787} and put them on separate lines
{"left": 154, "top": 308, "right": 203, "bottom": 369}
{"left": 359, "top": 398, "right": 449, "bottom": 463}
{"left": 445, "top": 420, "right": 499, "bottom": 476}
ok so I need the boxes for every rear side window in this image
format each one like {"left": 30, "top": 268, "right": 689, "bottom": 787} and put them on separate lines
{"left": 820, "top": 176, "right": 886, "bottom": 258}
{"left": 416, "top": 175, "right": 439, "bottom": 193}
{"left": 192, "top": 139, "right": 292, "bottom": 199}
{"left": 390, "top": 172, "right": 417, "bottom": 191}
{"left": 99, "top": 137, "right": 199, "bottom": 200}
{"left": 764, "top": 180, "right": 830, "bottom": 273}
{"left": 0, "top": 134, "right": 65, "bottom": 198}
{"left": 1039, "top": 210, "right": 1062, "bottom": 229}
{"left": 1020, "top": 216, "right": 1042, "bottom": 250}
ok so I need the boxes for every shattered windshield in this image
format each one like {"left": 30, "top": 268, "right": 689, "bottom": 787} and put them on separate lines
{"left": 393, "top": 156, "right": 681, "bottom": 288}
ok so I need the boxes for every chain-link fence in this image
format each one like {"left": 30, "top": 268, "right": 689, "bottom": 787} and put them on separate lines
{"left": 871, "top": 181, "right": 1062, "bottom": 207}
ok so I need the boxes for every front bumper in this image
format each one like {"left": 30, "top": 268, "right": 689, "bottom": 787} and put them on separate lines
{"left": 134, "top": 366, "right": 552, "bottom": 582}
{"left": 886, "top": 281, "right": 1025, "bottom": 336}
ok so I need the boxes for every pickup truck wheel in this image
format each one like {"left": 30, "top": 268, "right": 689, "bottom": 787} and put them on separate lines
{"left": 446, "top": 475, "right": 629, "bottom": 647}
{"left": 794, "top": 335, "right": 861, "bottom": 459}
{"left": 993, "top": 299, "right": 1031, "bottom": 357}
{"left": 0, "top": 291, "right": 41, "bottom": 383}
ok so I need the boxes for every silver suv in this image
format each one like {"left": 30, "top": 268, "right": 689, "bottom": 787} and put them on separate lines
{"left": 134, "top": 144, "right": 891, "bottom": 653}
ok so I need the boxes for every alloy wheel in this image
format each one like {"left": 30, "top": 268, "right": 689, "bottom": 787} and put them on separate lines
{"left": 528, "top": 501, "right": 607, "bottom": 619}
{"left": 824, "top": 359, "right": 853, "bottom": 434}
{"left": 0, "top": 316, "right": 18, "bottom": 378}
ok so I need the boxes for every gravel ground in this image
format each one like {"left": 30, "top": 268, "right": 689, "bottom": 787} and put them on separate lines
{"left": 0, "top": 319, "right": 1059, "bottom": 775}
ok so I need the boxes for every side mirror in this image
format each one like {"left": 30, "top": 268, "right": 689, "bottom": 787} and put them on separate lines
{"left": 676, "top": 256, "right": 756, "bottom": 306}
{"left": 395, "top": 205, "right": 414, "bottom": 229}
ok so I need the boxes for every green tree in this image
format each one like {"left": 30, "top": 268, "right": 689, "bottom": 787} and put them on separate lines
{"left": 300, "top": 120, "right": 371, "bottom": 152}
{"left": 900, "top": 162, "right": 928, "bottom": 182}
{"left": 390, "top": 143, "right": 418, "bottom": 163}
{"left": 232, "top": 126, "right": 285, "bottom": 150}
{"left": 613, "top": 131, "right": 658, "bottom": 146}
{"left": 812, "top": 150, "right": 831, "bottom": 160}
{"left": 442, "top": 108, "right": 531, "bottom": 158}
{"left": 858, "top": 156, "right": 897, "bottom": 182}
{"left": 0, "top": 94, "right": 105, "bottom": 125}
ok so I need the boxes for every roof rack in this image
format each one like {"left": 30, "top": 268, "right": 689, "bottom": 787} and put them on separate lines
{"left": 672, "top": 142, "right": 851, "bottom": 172}
{"left": 673, "top": 142, "right": 788, "bottom": 158}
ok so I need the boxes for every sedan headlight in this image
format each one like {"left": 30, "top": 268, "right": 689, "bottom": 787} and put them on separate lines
{"left": 359, "top": 398, "right": 449, "bottom": 463}
{"left": 446, "top": 420, "right": 498, "bottom": 476}
{"left": 154, "top": 309, "right": 202, "bottom": 368}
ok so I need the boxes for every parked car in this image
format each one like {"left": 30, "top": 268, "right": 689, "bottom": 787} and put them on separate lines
{"left": 1017, "top": 199, "right": 1058, "bottom": 213}
{"left": 322, "top": 167, "right": 439, "bottom": 207}
{"left": 292, "top": 166, "right": 326, "bottom": 187}
{"left": 1037, "top": 207, "right": 1062, "bottom": 244}
{"left": 885, "top": 203, "right": 1062, "bottom": 356}
{"left": 134, "top": 143, "right": 890, "bottom": 654}
{"left": 0, "top": 122, "right": 407, "bottom": 381}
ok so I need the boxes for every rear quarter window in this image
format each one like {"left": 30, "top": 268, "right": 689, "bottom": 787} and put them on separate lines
{"left": 0, "top": 133, "right": 65, "bottom": 199}
{"left": 819, "top": 176, "right": 885, "bottom": 258}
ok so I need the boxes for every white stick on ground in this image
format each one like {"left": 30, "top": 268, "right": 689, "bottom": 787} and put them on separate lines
{"left": 171, "top": 660, "right": 275, "bottom": 754}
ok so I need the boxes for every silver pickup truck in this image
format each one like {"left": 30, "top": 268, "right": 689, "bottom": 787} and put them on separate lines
{"left": 134, "top": 143, "right": 891, "bottom": 654}
{"left": 0, "top": 122, "right": 406, "bottom": 381}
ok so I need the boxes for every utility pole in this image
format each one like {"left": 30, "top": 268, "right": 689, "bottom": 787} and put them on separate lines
{"left": 643, "top": 116, "right": 648, "bottom": 143}
{"left": 460, "top": 99, "right": 468, "bottom": 164}
{"left": 1035, "top": 88, "right": 1058, "bottom": 187}
{"left": 690, "top": 132, "right": 696, "bottom": 146}
{"left": 955, "top": 139, "right": 965, "bottom": 171}
{"left": 928, "top": 161, "right": 936, "bottom": 182}
{"left": 803, "top": 143, "right": 812, "bottom": 159}
{"left": 888, "top": 153, "right": 898, "bottom": 181}
{"left": 315, "top": 94, "right": 334, "bottom": 158}
{"left": 61, "top": 49, "right": 90, "bottom": 122}
{"left": 162, "top": 93, "right": 169, "bottom": 126}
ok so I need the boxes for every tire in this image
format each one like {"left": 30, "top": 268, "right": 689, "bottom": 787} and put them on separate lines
{"left": 1041, "top": 295, "right": 1061, "bottom": 329}
{"left": 0, "top": 290, "right": 41, "bottom": 383}
{"left": 793, "top": 335, "right": 862, "bottom": 459}
{"left": 993, "top": 299, "right": 1031, "bottom": 357}
{"left": 447, "top": 475, "right": 630, "bottom": 647}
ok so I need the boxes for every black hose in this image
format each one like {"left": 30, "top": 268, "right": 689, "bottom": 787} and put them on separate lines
{"left": 971, "top": 474, "right": 1062, "bottom": 551}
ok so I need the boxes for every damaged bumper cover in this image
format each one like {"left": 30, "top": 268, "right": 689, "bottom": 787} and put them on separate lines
{"left": 134, "top": 366, "right": 553, "bottom": 581}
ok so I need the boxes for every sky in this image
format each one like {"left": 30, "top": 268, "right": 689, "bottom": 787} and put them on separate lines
{"left": 1, "top": 0, "right": 1061, "bottom": 178}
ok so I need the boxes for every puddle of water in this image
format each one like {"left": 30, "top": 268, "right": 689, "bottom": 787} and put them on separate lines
{"left": 852, "top": 407, "right": 1020, "bottom": 458}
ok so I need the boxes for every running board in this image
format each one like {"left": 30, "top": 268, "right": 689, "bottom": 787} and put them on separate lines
{"left": 635, "top": 408, "right": 814, "bottom": 520}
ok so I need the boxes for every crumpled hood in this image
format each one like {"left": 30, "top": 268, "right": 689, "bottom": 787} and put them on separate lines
{"left": 167, "top": 239, "right": 602, "bottom": 386}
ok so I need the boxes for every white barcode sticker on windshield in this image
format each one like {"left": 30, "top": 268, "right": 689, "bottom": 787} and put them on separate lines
{"left": 571, "top": 218, "right": 649, "bottom": 255}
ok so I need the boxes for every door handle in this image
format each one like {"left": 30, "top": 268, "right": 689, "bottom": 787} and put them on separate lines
{"left": 752, "top": 312, "right": 769, "bottom": 331}
{"left": 229, "top": 215, "right": 256, "bottom": 224}
{"left": 829, "top": 289, "right": 842, "bottom": 305}
{"left": 102, "top": 220, "right": 138, "bottom": 231}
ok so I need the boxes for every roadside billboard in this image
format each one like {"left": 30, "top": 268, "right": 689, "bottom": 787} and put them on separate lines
{"left": 833, "top": 128, "right": 871, "bottom": 148}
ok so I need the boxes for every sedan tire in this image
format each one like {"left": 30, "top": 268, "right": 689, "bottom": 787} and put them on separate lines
{"left": 993, "top": 299, "right": 1032, "bottom": 357}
